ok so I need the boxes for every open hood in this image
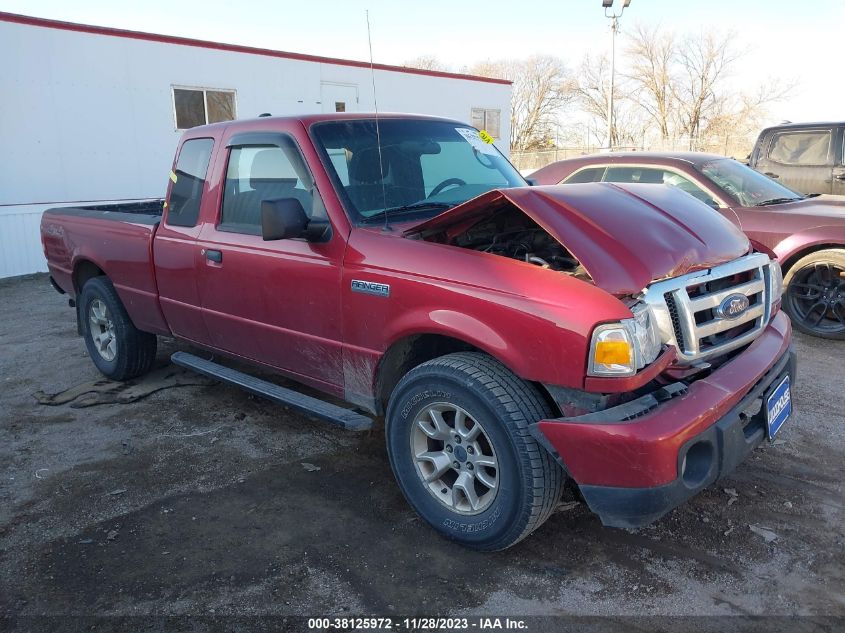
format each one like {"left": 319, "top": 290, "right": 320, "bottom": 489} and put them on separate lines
{"left": 406, "top": 183, "right": 751, "bottom": 296}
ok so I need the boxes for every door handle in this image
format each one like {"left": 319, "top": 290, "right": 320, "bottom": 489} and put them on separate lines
{"left": 204, "top": 249, "right": 223, "bottom": 263}
{"left": 835, "top": 174, "right": 845, "bottom": 181}
{"left": 764, "top": 172, "right": 779, "bottom": 179}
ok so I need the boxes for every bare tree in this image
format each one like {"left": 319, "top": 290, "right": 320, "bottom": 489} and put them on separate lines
{"left": 625, "top": 25, "right": 676, "bottom": 141}
{"left": 621, "top": 25, "right": 792, "bottom": 153}
{"left": 468, "top": 55, "right": 577, "bottom": 151}
{"left": 573, "top": 54, "right": 644, "bottom": 148}
{"left": 403, "top": 55, "right": 450, "bottom": 72}
{"left": 672, "top": 31, "right": 740, "bottom": 148}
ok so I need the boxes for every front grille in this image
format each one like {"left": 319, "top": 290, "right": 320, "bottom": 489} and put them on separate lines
{"left": 644, "top": 253, "right": 773, "bottom": 363}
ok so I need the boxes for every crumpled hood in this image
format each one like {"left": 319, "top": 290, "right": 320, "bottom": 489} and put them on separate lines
{"left": 406, "top": 182, "right": 751, "bottom": 296}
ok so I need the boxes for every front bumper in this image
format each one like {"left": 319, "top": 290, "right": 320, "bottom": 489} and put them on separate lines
{"left": 531, "top": 311, "right": 795, "bottom": 528}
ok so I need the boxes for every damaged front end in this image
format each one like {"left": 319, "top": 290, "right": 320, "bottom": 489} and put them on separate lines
{"left": 405, "top": 181, "right": 751, "bottom": 296}
{"left": 407, "top": 182, "right": 794, "bottom": 528}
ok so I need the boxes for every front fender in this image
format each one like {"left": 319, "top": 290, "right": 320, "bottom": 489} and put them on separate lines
{"left": 774, "top": 226, "right": 845, "bottom": 268}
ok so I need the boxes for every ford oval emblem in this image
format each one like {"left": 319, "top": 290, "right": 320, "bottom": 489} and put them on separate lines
{"left": 715, "top": 293, "right": 750, "bottom": 320}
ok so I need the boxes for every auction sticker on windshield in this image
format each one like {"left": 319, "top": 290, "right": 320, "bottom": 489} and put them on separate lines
{"left": 455, "top": 127, "right": 498, "bottom": 155}
{"left": 766, "top": 374, "right": 792, "bottom": 440}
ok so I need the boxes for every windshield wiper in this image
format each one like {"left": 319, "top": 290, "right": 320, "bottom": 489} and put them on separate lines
{"left": 360, "top": 201, "right": 452, "bottom": 224}
{"left": 754, "top": 197, "right": 804, "bottom": 207}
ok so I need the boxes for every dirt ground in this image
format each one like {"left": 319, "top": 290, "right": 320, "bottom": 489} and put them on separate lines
{"left": 1, "top": 273, "right": 843, "bottom": 624}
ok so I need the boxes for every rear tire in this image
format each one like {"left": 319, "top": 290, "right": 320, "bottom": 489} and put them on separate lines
{"left": 385, "top": 352, "right": 563, "bottom": 550}
{"left": 783, "top": 248, "right": 845, "bottom": 340}
{"left": 79, "top": 276, "right": 157, "bottom": 380}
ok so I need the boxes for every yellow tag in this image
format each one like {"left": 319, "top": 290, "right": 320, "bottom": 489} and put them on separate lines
{"left": 169, "top": 170, "right": 177, "bottom": 183}
{"left": 479, "top": 130, "right": 494, "bottom": 144}
{"left": 163, "top": 201, "right": 168, "bottom": 209}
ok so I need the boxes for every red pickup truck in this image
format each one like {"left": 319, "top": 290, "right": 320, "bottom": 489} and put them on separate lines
{"left": 41, "top": 114, "right": 795, "bottom": 550}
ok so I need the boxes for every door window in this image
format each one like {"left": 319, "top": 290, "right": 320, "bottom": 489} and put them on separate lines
{"left": 219, "top": 138, "right": 324, "bottom": 234}
{"left": 767, "top": 130, "right": 831, "bottom": 166}
{"left": 166, "top": 138, "right": 214, "bottom": 228}
{"left": 601, "top": 166, "right": 719, "bottom": 207}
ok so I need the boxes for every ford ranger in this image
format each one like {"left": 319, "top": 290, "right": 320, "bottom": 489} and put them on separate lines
{"left": 41, "top": 114, "right": 796, "bottom": 550}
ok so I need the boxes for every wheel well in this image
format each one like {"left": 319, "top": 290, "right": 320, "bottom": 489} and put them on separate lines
{"left": 74, "top": 260, "right": 105, "bottom": 294}
{"left": 374, "top": 334, "right": 558, "bottom": 416}
{"left": 781, "top": 243, "right": 845, "bottom": 276}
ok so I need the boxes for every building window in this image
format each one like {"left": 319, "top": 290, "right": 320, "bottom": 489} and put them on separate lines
{"left": 173, "top": 87, "right": 236, "bottom": 130}
{"left": 471, "top": 108, "right": 501, "bottom": 139}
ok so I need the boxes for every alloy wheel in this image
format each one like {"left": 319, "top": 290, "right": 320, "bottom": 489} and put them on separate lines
{"left": 410, "top": 403, "right": 499, "bottom": 515}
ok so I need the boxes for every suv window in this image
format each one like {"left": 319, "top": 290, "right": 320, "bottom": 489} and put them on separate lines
{"left": 166, "top": 138, "right": 214, "bottom": 228}
{"left": 601, "top": 166, "right": 719, "bottom": 207}
{"left": 564, "top": 167, "right": 604, "bottom": 183}
{"left": 220, "top": 138, "right": 324, "bottom": 234}
{"left": 768, "top": 130, "right": 831, "bottom": 165}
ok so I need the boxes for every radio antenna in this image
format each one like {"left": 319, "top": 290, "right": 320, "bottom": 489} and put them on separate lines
{"left": 366, "top": 10, "right": 390, "bottom": 231}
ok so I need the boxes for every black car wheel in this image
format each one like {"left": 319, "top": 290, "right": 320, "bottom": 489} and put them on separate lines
{"left": 784, "top": 249, "right": 845, "bottom": 340}
{"left": 79, "top": 276, "right": 158, "bottom": 380}
{"left": 386, "top": 352, "right": 564, "bottom": 550}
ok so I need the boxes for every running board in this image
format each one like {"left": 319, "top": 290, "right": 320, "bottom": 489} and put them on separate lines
{"left": 171, "top": 351, "right": 373, "bottom": 432}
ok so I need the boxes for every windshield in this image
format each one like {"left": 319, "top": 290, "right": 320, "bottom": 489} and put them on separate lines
{"left": 311, "top": 119, "right": 525, "bottom": 223}
{"left": 697, "top": 158, "right": 803, "bottom": 207}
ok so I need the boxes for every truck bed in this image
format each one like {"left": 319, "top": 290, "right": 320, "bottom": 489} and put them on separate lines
{"left": 41, "top": 199, "right": 170, "bottom": 335}
{"left": 45, "top": 199, "right": 165, "bottom": 224}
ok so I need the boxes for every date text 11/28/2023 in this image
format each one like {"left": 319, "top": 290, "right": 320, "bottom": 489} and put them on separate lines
{"left": 307, "top": 617, "right": 529, "bottom": 630}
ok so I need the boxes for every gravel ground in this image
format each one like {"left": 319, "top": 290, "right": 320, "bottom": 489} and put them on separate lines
{"left": 1, "top": 273, "right": 843, "bottom": 625}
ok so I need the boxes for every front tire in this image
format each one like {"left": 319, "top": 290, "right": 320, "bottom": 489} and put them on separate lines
{"left": 386, "top": 352, "right": 563, "bottom": 550}
{"left": 783, "top": 248, "right": 845, "bottom": 340}
{"left": 79, "top": 276, "right": 157, "bottom": 380}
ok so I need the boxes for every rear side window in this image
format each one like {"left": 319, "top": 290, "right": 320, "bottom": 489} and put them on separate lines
{"left": 604, "top": 166, "right": 667, "bottom": 184}
{"left": 167, "top": 138, "right": 214, "bottom": 228}
{"left": 768, "top": 130, "right": 831, "bottom": 165}
{"left": 564, "top": 167, "right": 604, "bottom": 183}
{"left": 220, "top": 138, "right": 323, "bottom": 234}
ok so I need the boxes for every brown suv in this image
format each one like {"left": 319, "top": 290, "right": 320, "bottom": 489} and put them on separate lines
{"left": 750, "top": 122, "right": 845, "bottom": 195}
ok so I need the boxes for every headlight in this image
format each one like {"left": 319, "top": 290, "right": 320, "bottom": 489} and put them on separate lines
{"left": 768, "top": 260, "right": 783, "bottom": 313}
{"left": 588, "top": 303, "right": 662, "bottom": 377}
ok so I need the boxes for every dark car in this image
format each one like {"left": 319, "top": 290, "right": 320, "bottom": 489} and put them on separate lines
{"left": 532, "top": 152, "right": 845, "bottom": 339}
{"left": 750, "top": 121, "right": 845, "bottom": 195}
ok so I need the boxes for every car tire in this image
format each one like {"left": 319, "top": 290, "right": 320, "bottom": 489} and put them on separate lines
{"left": 783, "top": 248, "right": 845, "bottom": 340}
{"left": 385, "top": 352, "right": 564, "bottom": 550}
{"left": 79, "top": 276, "right": 157, "bottom": 380}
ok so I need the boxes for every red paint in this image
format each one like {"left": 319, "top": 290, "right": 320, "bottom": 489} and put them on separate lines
{"left": 0, "top": 11, "right": 510, "bottom": 86}
{"left": 530, "top": 153, "right": 845, "bottom": 270}
{"left": 42, "top": 115, "right": 793, "bottom": 497}
{"left": 408, "top": 183, "right": 750, "bottom": 296}
{"left": 538, "top": 312, "right": 792, "bottom": 488}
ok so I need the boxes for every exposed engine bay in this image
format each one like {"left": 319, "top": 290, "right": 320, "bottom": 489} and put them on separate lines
{"left": 451, "top": 207, "right": 591, "bottom": 279}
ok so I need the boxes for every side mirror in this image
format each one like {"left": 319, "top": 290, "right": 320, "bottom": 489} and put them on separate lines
{"left": 261, "top": 198, "right": 308, "bottom": 241}
{"left": 261, "top": 197, "right": 332, "bottom": 242}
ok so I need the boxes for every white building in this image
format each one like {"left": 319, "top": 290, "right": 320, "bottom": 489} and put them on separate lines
{"left": 0, "top": 12, "right": 512, "bottom": 278}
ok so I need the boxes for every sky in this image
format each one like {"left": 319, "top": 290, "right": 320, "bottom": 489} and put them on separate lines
{"left": 2, "top": 0, "right": 842, "bottom": 126}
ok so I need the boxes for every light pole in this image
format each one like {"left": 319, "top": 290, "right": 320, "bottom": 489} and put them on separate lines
{"left": 602, "top": 0, "right": 631, "bottom": 150}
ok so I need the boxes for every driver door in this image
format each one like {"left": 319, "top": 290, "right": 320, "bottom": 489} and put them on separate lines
{"left": 195, "top": 131, "right": 346, "bottom": 391}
